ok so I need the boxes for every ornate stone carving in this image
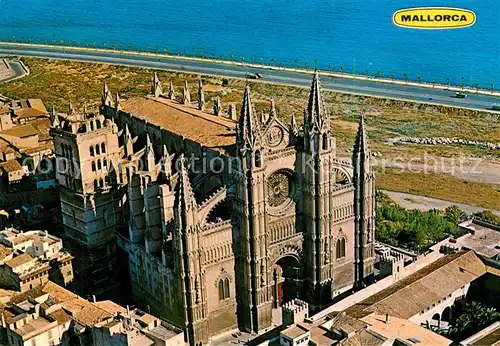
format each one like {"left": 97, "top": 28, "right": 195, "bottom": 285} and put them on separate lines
{"left": 267, "top": 171, "right": 293, "bottom": 208}
{"left": 266, "top": 126, "right": 283, "bottom": 147}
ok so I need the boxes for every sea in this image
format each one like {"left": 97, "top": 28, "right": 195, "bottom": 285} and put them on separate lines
{"left": 0, "top": 0, "right": 499, "bottom": 88}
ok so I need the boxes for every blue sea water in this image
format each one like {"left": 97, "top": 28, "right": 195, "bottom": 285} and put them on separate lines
{"left": 0, "top": 0, "right": 499, "bottom": 87}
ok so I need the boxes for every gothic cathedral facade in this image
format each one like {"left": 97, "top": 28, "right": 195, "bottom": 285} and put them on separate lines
{"left": 51, "top": 72, "right": 375, "bottom": 345}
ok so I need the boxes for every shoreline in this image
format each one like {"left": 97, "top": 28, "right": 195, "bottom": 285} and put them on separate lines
{"left": 1, "top": 41, "right": 499, "bottom": 97}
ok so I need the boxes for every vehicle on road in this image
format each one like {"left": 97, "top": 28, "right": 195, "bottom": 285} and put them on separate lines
{"left": 246, "top": 72, "right": 263, "bottom": 79}
{"left": 455, "top": 92, "right": 467, "bottom": 98}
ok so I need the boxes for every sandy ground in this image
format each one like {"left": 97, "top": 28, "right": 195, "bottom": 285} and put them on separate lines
{"left": 383, "top": 190, "right": 500, "bottom": 216}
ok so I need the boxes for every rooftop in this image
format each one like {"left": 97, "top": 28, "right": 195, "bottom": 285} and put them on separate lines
{"left": 281, "top": 324, "right": 309, "bottom": 339}
{"left": 4, "top": 253, "right": 33, "bottom": 268}
{"left": 0, "top": 159, "right": 22, "bottom": 173}
{"left": 121, "top": 97, "right": 236, "bottom": 155}
{"left": 13, "top": 316, "right": 53, "bottom": 338}
{"left": 457, "top": 220, "right": 500, "bottom": 258}
{"left": 362, "top": 314, "right": 452, "bottom": 346}
{"left": 345, "top": 251, "right": 486, "bottom": 319}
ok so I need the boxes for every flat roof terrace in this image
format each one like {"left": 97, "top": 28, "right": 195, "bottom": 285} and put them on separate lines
{"left": 120, "top": 97, "right": 237, "bottom": 154}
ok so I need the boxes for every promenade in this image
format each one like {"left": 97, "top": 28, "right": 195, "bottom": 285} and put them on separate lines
{"left": 1, "top": 42, "right": 500, "bottom": 111}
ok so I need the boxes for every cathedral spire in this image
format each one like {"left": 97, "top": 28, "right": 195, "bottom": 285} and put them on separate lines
{"left": 50, "top": 106, "right": 60, "bottom": 128}
{"left": 290, "top": 113, "right": 298, "bottom": 136}
{"left": 168, "top": 81, "right": 176, "bottom": 100}
{"left": 306, "top": 71, "right": 329, "bottom": 131}
{"left": 152, "top": 72, "right": 163, "bottom": 97}
{"left": 269, "top": 98, "right": 277, "bottom": 119}
{"left": 238, "top": 86, "right": 260, "bottom": 150}
{"left": 123, "top": 124, "right": 134, "bottom": 158}
{"left": 175, "top": 154, "right": 197, "bottom": 220}
{"left": 68, "top": 100, "right": 74, "bottom": 116}
{"left": 354, "top": 114, "right": 370, "bottom": 155}
{"left": 144, "top": 133, "right": 156, "bottom": 171}
{"left": 115, "top": 92, "right": 121, "bottom": 112}
{"left": 182, "top": 81, "right": 191, "bottom": 105}
{"left": 197, "top": 78, "right": 205, "bottom": 111}
{"left": 161, "top": 145, "right": 172, "bottom": 179}
{"left": 102, "top": 81, "right": 113, "bottom": 106}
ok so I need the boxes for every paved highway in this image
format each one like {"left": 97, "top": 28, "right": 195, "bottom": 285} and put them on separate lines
{"left": 1, "top": 43, "right": 500, "bottom": 110}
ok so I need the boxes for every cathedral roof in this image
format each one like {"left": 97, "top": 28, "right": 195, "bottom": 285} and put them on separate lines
{"left": 120, "top": 97, "right": 236, "bottom": 155}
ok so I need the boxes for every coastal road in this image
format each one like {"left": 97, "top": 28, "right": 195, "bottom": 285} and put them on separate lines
{"left": 0, "top": 60, "right": 27, "bottom": 83}
{"left": 1, "top": 43, "right": 500, "bottom": 110}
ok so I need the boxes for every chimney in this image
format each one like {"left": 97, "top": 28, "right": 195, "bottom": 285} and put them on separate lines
{"left": 385, "top": 313, "right": 391, "bottom": 324}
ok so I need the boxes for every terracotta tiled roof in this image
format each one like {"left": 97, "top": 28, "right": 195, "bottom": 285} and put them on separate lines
{"left": 26, "top": 99, "right": 47, "bottom": 113}
{"left": 4, "top": 253, "right": 33, "bottom": 268}
{"left": 48, "top": 309, "right": 72, "bottom": 325}
{"left": 0, "top": 159, "right": 22, "bottom": 173}
{"left": 0, "top": 244, "right": 13, "bottom": 262}
{"left": 345, "top": 251, "right": 486, "bottom": 319}
{"left": 121, "top": 97, "right": 236, "bottom": 155}
{"left": 93, "top": 300, "right": 127, "bottom": 315}
{"left": 14, "top": 108, "right": 48, "bottom": 119}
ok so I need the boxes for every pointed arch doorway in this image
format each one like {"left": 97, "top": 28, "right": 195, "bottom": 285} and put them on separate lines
{"left": 272, "top": 255, "right": 301, "bottom": 308}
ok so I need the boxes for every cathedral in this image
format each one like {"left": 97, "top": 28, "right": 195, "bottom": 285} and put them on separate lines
{"left": 50, "top": 72, "right": 376, "bottom": 345}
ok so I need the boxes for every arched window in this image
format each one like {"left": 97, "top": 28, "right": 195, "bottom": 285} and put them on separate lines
{"left": 96, "top": 145, "right": 100, "bottom": 155}
{"left": 101, "top": 143, "right": 106, "bottom": 153}
{"left": 91, "top": 161, "right": 96, "bottom": 172}
{"left": 97, "top": 160, "right": 102, "bottom": 170}
{"left": 90, "top": 121, "right": 94, "bottom": 131}
{"left": 96, "top": 120, "right": 101, "bottom": 129}
{"left": 255, "top": 150, "right": 262, "bottom": 168}
{"left": 336, "top": 238, "right": 346, "bottom": 259}
{"left": 90, "top": 146, "right": 94, "bottom": 157}
{"left": 224, "top": 277, "right": 230, "bottom": 299}
{"left": 218, "top": 278, "right": 230, "bottom": 300}
{"left": 218, "top": 279, "right": 225, "bottom": 300}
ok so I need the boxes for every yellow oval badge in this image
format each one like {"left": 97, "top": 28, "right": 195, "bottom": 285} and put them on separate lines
{"left": 393, "top": 7, "right": 476, "bottom": 29}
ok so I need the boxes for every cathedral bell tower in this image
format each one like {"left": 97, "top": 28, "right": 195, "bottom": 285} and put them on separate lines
{"left": 50, "top": 100, "right": 125, "bottom": 297}
{"left": 233, "top": 86, "right": 273, "bottom": 332}
{"left": 300, "top": 71, "right": 338, "bottom": 309}
{"left": 353, "top": 115, "right": 375, "bottom": 287}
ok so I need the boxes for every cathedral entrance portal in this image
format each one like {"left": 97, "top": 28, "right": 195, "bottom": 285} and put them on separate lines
{"left": 272, "top": 255, "right": 300, "bottom": 308}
